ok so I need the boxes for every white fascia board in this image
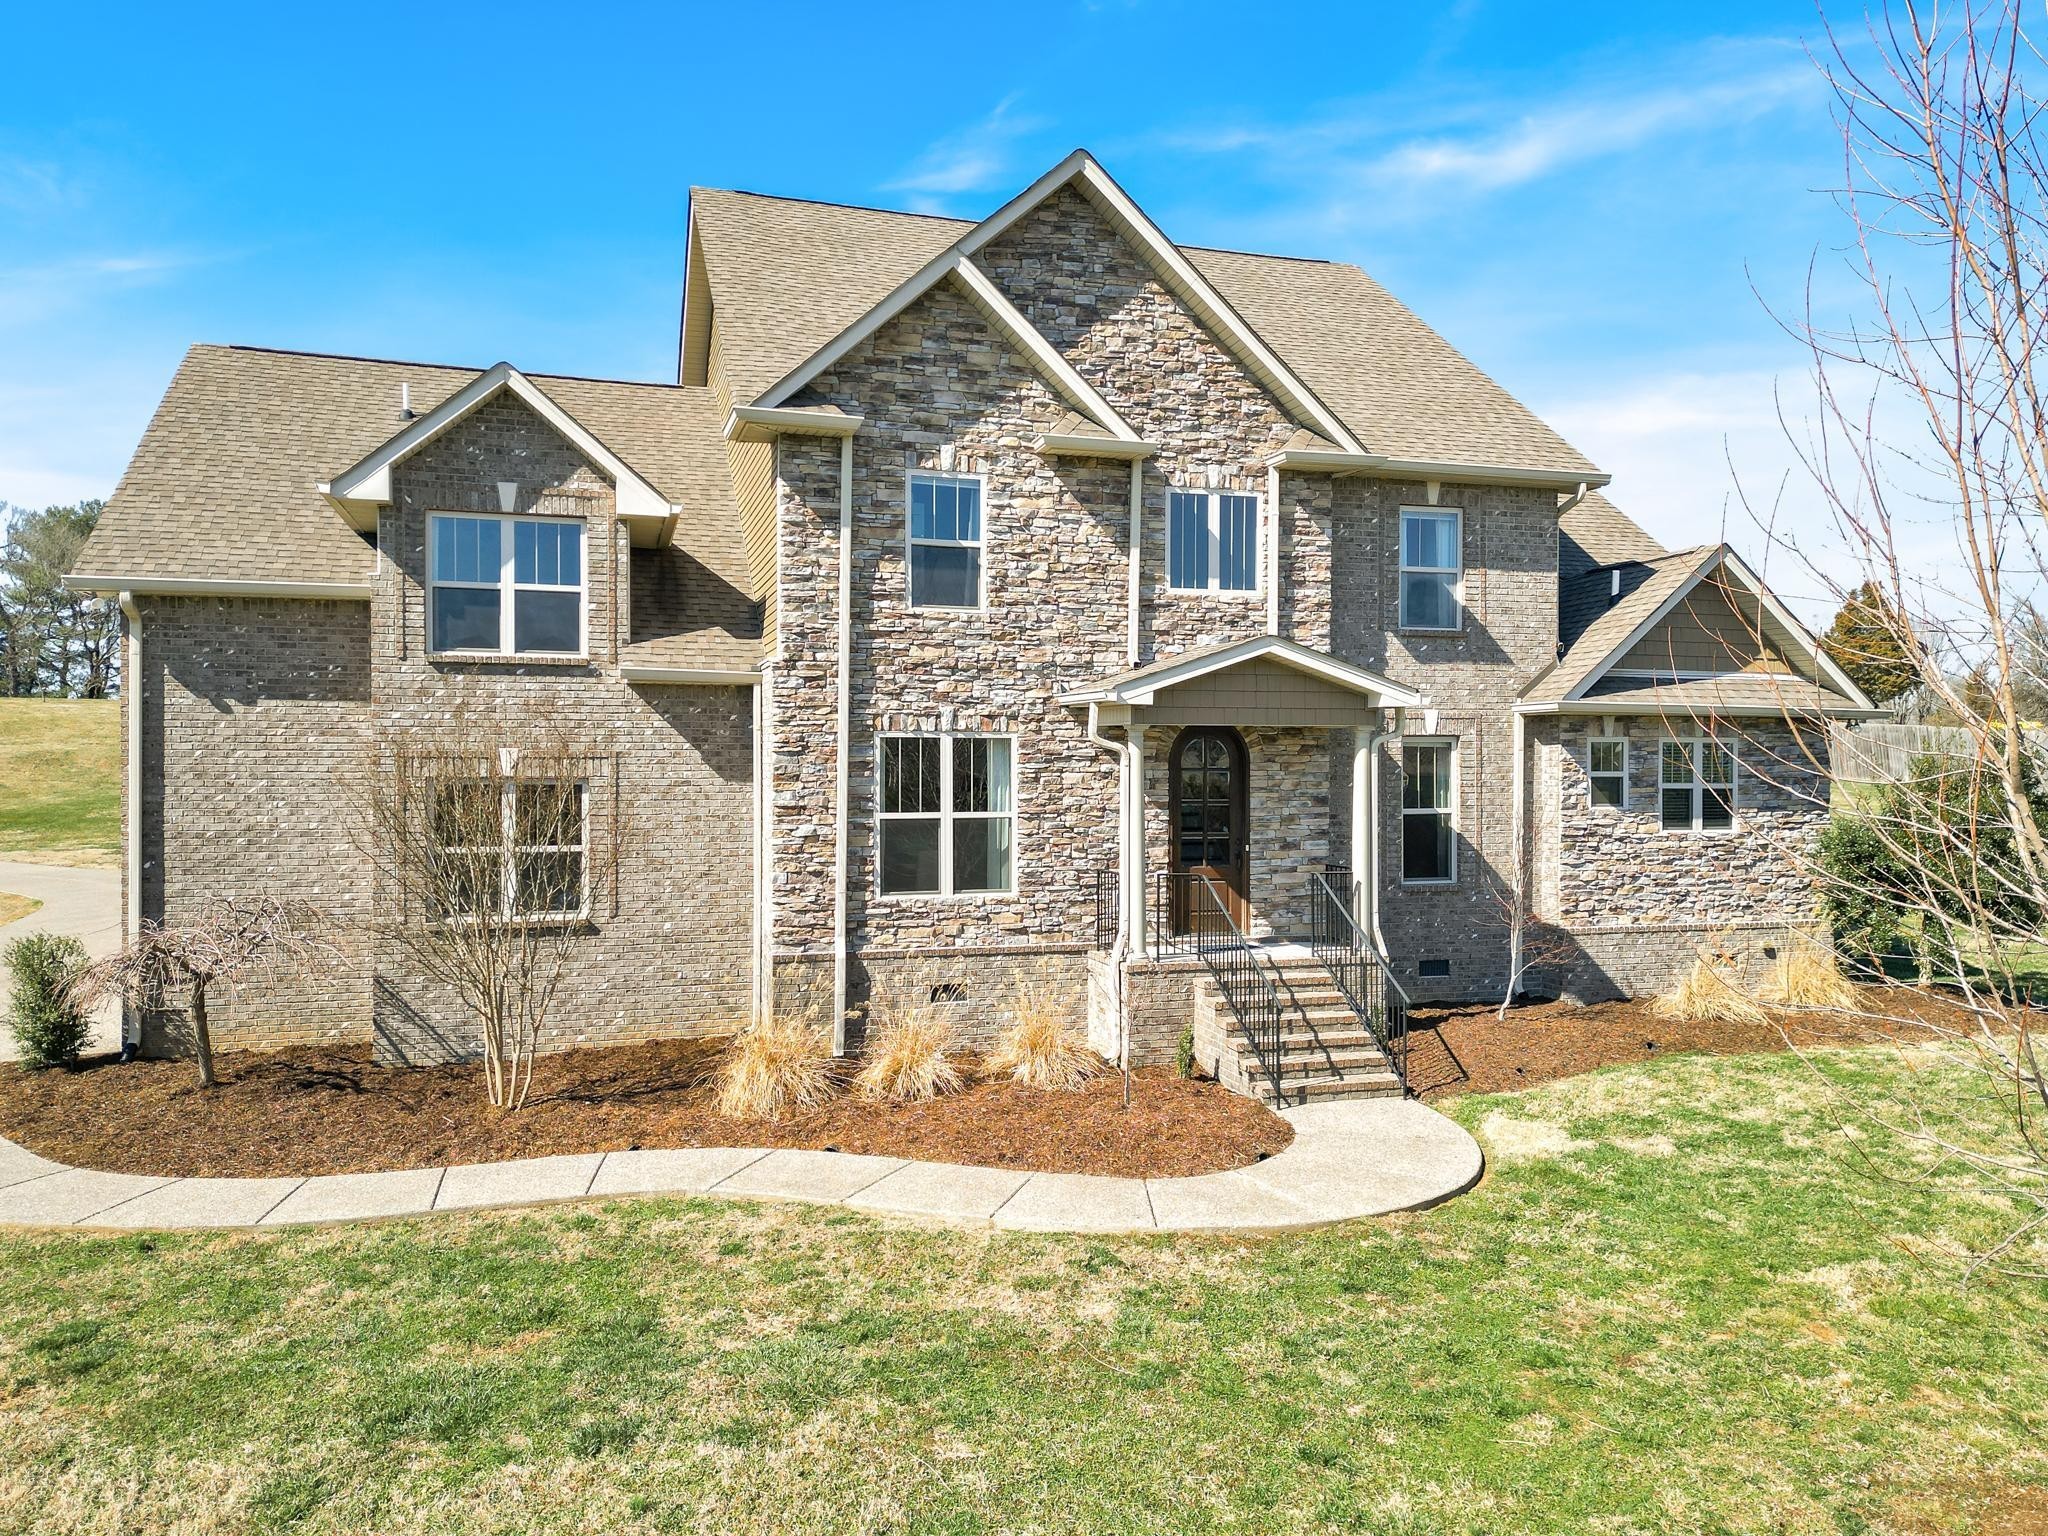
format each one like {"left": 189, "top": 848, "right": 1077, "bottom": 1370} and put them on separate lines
{"left": 1561, "top": 547, "right": 1726, "bottom": 702}
{"left": 946, "top": 258, "right": 1141, "bottom": 441}
{"left": 1065, "top": 636, "right": 1422, "bottom": 709}
{"left": 725, "top": 405, "right": 864, "bottom": 441}
{"left": 620, "top": 664, "right": 761, "bottom": 686}
{"left": 1045, "top": 158, "right": 1369, "bottom": 456}
{"left": 66, "top": 574, "right": 374, "bottom": 599}
{"left": 324, "top": 363, "right": 681, "bottom": 524}
{"left": 1264, "top": 449, "right": 1610, "bottom": 491}
{"left": 1034, "top": 433, "right": 1159, "bottom": 460}
{"left": 1519, "top": 697, "right": 1884, "bottom": 720}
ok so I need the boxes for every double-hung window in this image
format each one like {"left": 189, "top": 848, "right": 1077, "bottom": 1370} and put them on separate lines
{"left": 429, "top": 513, "right": 585, "bottom": 656}
{"left": 430, "top": 778, "right": 588, "bottom": 920}
{"left": 907, "top": 472, "right": 984, "bottom": 608}
{"left": 1660, "top": 739, "right": 1736, "bottom": 833}
{"left": 1401, "top": 740, "right": 1456, "bottom": 883}
{"left": 878, "top": 735, "right": 1014, "bottom": 896}
{"left": 1167, "top": 489, "right": 1260, "bottom": 592}
{"left": 1399, "top": 508, "right": 1462, "bottom": 630}
{"left": 1589, "top": 738, "right": 1627, "bottom": 809}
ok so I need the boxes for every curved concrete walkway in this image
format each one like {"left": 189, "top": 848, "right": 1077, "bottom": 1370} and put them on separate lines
{"left": 0, "top": 1097, "right": 1482, "bottom": 1235}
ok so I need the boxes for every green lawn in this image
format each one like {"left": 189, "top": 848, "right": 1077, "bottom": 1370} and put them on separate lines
{"left": 0, "top": 697, "right": 119, "bottom": 864}
{"left": 0, "top": 1045, "right": 2043, "bottom": 1534}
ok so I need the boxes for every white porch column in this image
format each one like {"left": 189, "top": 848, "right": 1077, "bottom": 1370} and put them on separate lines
{"left": 1126, "top": 724, "right": 1149, "bottom": 953}
{"left": 1349, "top": 727, "right": 1372, "bottom": 923}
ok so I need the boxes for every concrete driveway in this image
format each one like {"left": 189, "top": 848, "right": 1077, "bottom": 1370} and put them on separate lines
{"left": 0, "top": 860, "right": 121, "bottom": 1061}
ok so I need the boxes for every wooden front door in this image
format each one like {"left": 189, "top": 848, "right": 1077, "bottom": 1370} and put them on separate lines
{"left": 1169, "top": 727, "right": 1249, "bottom": 933}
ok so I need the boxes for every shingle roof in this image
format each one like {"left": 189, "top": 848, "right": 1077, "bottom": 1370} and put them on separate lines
{"left": 1522, "top": 545, "right": 1721, "bottom": 705}
{"left": 1558, "top": 490, "right": 1668, "bottom": 651}
{"left": 74, "top": 346, "right": 753, "bottom": 609}
{"left": 688, "top": 187, "right": 1602, "bottom": 475}
{"left": 1577, "top": 675, "right": 1865, "bottom": 716}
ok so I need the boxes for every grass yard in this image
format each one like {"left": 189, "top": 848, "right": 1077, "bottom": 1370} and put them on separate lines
{"left": 0, "top": 697, "right": 119, "bottom": 865}
{"left": 0, "top": 1045, "right": 2043, "bottom": 1533}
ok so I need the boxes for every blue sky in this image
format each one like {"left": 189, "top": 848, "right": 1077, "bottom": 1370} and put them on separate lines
{"left": 2, "top": 0, "right": 1866, "bottom": 609}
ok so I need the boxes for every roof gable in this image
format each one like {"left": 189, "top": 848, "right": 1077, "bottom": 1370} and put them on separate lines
{"left": 749, "top": 151, "right": 1368, "bottom": 455}
{"left": 321, "top": 363, "right": 680, "bottom": 530}
{"left": 1062, "top": 635, "right": 1422, "bottom": 708}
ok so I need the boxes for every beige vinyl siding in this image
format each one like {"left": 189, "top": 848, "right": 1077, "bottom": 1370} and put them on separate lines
{"left": 728, "top": 437, "right": 777, "bottom": 636}
{"left": 1136, "top": 656, "right": 1380, "bottom": 727}
{"left": 1615, "top": 578, "right": 1794, "bottom": 675}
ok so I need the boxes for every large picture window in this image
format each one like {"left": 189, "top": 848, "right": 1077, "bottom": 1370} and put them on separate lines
{"left": 1399, "top": 508, "right": 1462, "bottom": 630}
{"left": 429, "top": 513, "right": 585, "bottom": 656}
{"left": 907, "top": 472, "right": 984, "bottom": 609}
{"left": 878, "top": 735, "right": 1014, "bottom": 896}
{"left": 1660, "top": 739, "right": 1736, "bottom": 833}
{"left": 430, "top": 779, "right": 588, "bottom": 920}
{"left": 1167, "top": 489, "right": 1260, "bottom": 591}
{"left": 1401, "top": 739, "right": 1456, "bottom": 883}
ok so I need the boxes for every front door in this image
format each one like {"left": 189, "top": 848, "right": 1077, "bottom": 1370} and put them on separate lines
{"left": 1170, "top": 727, "right": 1249, "bottom": 933}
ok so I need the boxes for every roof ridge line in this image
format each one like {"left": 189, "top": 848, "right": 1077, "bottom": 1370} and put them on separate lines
{"left": 217, "top": 343, "right": 693, "bottom": 392}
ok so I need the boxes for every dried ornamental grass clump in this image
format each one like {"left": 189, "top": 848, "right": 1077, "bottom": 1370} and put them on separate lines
{"left": 984, "top": 980, "right": 1101, "bottom": 1090}
{"left": 1651, "top": 955, "right": 1770, "bottom": 1028}
{"left": 854, "top": 1001, "right": 964, "bottom": 1102}
{"left": 713, "top": 1009, "right": 838, "bottom": 1119}
{"left": 1771, "top": 941, "right": 1861, "bottom": 1012}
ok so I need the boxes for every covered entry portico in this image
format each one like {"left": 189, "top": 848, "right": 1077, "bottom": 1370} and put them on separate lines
{"left": 1062, "top": 636, "right": 1421, "bottom": 959}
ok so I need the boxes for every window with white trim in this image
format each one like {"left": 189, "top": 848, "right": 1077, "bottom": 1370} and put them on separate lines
{"left": 907, "top": 472, "right": 984, "bottom": 609}
{"left": 1660, "top": 739, "right": 1736, "bottom": 833}
{"left": 1589, "top": 738, "right": 1627, "bottom": 809}
{"left": 1399, "top": 508, "right": 1462, "bottom": 630}
{"left": 429, "top": 778, "right": 588, "bottom": 920}
{"left": 1167, "top": 489, "right": 1260, "bottom": 591}
{"left": 429, "top": 513, "right": 585, "bottom": 656}
{"left": 877, "top": 735, "right": 1014, "bottom": 896}
{"left": 1401, "top": 739, "right": 1456, "bottom": 883}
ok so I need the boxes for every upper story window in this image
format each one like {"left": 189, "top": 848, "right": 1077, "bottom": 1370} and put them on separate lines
{"left": 1660, "top": 739, "right": 1736, "bottom": 833}
{"left": 1399, "top": 508, "right": 1462, "bottom": 631}
{"left": 429, "top": 513, "right": 585, "bottom": 656}
{"left": 877, "top": 734, "right": 1014, "bottom": 896}
{"left": 1401, "top": 739, "right": 1457, "bottom": 883}
{"left": 1589, "top": 738, "right": 1627, "bottom": 809}
{"left": 907, "top": 472, "right": 984, "bottom": 609}
{"left": 1167, "top": 489, "right": 1260, "bottom": 592}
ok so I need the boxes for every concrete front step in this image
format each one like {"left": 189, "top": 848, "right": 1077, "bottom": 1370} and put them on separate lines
{"left": 1270, "top": 1046, "right": 1391, "bottom": 1075}
{"left": 1197, "top": 959, "right": 1406, "bottom": 1106}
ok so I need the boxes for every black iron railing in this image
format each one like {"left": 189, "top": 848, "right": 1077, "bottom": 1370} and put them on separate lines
{"left": 1093, "top": 867, "right": 1120, "bottom": 950}
{"left": 1310, "top": 871, "right": 1413, "bottom": 1092}
{"left": 1150, "top": 869, "right": 1286, "bottom": 1096}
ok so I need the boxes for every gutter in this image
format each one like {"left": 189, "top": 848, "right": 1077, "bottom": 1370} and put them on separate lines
{"left": 618, "top": 664, "right": 760, "bottom": 687}
{"left": 1034, "top": 433, "right": 1157, "bottom": 460}
{"left": 725, "top": 405, "right": 864, "bottom": 442}
{"left": 68, "top": 575, "right": 375, "bottom": 600}
{"left": 1086, "top": 703, "right": 1131, "bottom": 1084}
{"left": 1263, "top": 448, "right": 1611, "bottom": 492}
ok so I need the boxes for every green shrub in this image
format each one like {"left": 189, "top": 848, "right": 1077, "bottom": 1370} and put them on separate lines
{"left": 1175, "top": 1024, "right": 1195, "bottom": 1079}
{"left": 1816, "top": 812, "right": 1910, "bottom": 976}
{"left": 3, "top": 931, "right": 91, "bottom": 1068}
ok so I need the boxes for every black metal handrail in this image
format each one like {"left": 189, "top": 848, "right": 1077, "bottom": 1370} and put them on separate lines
{"left": 1150, "top": 870, "right": 1287, "bottom": 1097}
{"left": 1092, "top": 868, "right": 1120, "bottom": 950}
{"left": 1310, "top": 871, "right": 1413, "bottom": 1093}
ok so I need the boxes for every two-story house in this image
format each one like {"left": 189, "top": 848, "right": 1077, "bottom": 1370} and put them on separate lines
{"left": 69, "top": 150, "right": 1878, "bottom": 1104}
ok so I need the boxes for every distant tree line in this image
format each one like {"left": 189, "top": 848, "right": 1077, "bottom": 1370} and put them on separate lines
{"left": 0, "top": 501, "right": 117, "bottom": 698}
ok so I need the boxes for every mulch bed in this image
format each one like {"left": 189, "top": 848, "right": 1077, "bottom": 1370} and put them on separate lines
{"left": 0, "top": 1039, "right": 1292, "bottom": 1182}
{"left": 1405, "top": 988, "right": 1970, "bottom": 1102}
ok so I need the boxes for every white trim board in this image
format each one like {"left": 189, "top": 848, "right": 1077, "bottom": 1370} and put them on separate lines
{"left": 1061, "top": 634, "right": 1422, "bottom": 709}
{"left": 753, "top": 150, "right": 1366, "bottom": 456}
{"left": 67, "top": 574, "right": 375, "bottom": 600}
{"left": 320, "top": 362, "right": 682, "bottom": 529}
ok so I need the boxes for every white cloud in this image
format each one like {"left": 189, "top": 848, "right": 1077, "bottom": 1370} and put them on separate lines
{"left": 1539, "top": 364, "right": 1969, "bottom": 626}
{"left": 0, "top": 251, "right": 199, "bottom": 327}
{"left": 882, "top": 96, "right": 1049, "bottom": 210}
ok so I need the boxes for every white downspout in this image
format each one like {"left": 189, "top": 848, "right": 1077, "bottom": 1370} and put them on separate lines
{"left": 1265, "top": 463, "right": 1282, "bottom": 637}
{"left": 752, "top": 669, "right": 771, "bottom": 1024}
{"left": 1086, "top": 703, "right": 1129, "bottom": 1073}
{"left": 118, "top": 590, "right": 141, "bottom": 1052}
{"left": 1126, "top": 458, "right": 1143, "bottom": 665}
{"left": 1507, "top": 706, "right": 1527, "bottom": 1011}
{"left": 1365, "top": 707, "right": 1404, "bottom": 962}
{"left": 832, "top": 435, "right": 854, "bottom": 1055}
